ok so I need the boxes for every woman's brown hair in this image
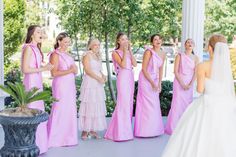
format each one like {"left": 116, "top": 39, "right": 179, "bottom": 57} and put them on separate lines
{"left": 185, "top": 38, "right": 195, "bottom": 55}
{"left": 25, "top": 25, "right": 44, "bottom": 61}
{"left": 150, "top": 34, "right": 162, "bottom": 43}
{"left": 115, "top": 32, "right": 126, "bottom": 50}
{"left": 54, "top": 32, "right": 69, "bottom": 49}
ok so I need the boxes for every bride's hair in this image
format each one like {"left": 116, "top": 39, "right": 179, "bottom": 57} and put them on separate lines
{"left": 209, "top": 34, "right": 227, "bottom": 51}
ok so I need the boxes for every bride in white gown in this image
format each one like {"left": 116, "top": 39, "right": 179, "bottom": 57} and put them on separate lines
{"left": 162, "top": 34, "right": 236, "bottom": 157}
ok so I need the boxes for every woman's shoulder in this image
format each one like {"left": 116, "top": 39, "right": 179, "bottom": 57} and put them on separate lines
{"left": 112, "top": 49, "right": 122, "bottom": 54}
{"left": 22, "top": 44, "right": 34, "bottom": 55}
{"left": 112, "top": 50, "right": 122, "bottom": 58}
{"left": 143, "top": 49, "right": 152, "bottom": 55}
{"left": 112, "top": 49, "right": 118, "bottom": 54}
{"left": 49, "top": 51, "right": 60, "bottom": 61}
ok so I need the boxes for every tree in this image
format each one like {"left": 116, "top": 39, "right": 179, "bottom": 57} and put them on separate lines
{"left": 205, "top": 0, "right": 236, "bottom": 42}
{"left": 24, "top": 0, "right": 44, "bottom": 27}
{"left": 145, "top": 0, "right": 182, "bottom": 41}
{"left": 3, "top": 0, "right": 25, "bottom": 65}
{"left": 113, "top": 0, "right": 144, "bottom": 39}
{"left": 99, "top": 0, "right": 119, "bottom": 103}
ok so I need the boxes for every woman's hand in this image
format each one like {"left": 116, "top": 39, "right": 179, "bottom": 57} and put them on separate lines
{"left": 181, "top": 83, "right": 189, "bottom": 90}
{"left": 123, "top": 41, "right": 129, "bottom": 54}
{"left": 151, "top": 82, "right": 158, "bottom": 91}
{"left": 98, "top": 77, "right": 106, "bottom": 84}
{"left": 42, "top": 63, "right": 54, "bottom": 71}
{"left": 69, "top": 64, "right": 78, "bottom": 74}
{"left": 102, "top": 74, "right": 107, "bottom": 82}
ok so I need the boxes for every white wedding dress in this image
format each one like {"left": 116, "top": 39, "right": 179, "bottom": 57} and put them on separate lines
{"left": 162, "top": 42, "right": 236, "bottom": 157}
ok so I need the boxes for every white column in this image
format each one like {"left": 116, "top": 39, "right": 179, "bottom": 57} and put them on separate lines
{"left": 181, "top": 0, "right": 205, "bottom": 98}
{"left": 0, "top": 0, "right": 7, "bottom": 110}
{"left": 181, "top": 0, "right": 205, "bottom": 61}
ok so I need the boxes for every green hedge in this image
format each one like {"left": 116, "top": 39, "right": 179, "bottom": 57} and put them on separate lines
{"left": 160, "top": 80, "right": 173, "bottom": 116}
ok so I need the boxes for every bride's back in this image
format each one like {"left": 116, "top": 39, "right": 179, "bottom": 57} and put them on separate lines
{"left": 197, "top": 34, "right": 235, "bottom": 96}
{"left": 202, "top": 61, "right": 212, "bottom": 79}
{"left": 196, "top": 60, "right": 212, "bottom": 93}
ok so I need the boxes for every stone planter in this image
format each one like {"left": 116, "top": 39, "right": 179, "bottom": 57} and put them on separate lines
{"left": 0, "top": 109, "right": 48, "bottom": 157}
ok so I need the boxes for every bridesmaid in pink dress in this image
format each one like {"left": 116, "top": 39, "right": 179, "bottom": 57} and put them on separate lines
{"left": 134, "top": 34, "right": 166, "bottom": 137}
{"left": 47, "top": 32, "right": 78, "bottom": 147}
{"left": 21, "top": 25, "right": 53, "bottom": 154}
{"left": 79, "top": 38, "right": 107, "bottom": 140}
{"left": 165, "top": 39, "right": 199, "bottom": 135}
{"left": 104, "top": 32, "right": 137, "bottom": 141}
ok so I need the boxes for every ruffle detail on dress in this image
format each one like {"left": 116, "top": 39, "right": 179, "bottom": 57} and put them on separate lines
{"left": 79, "top": 115, "right": 107, "bottom": 131}
{"left": 79, "top": 87, "right": 106, "bottom": 103}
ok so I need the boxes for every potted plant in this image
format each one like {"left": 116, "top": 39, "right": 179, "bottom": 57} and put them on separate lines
{"left": 0, "top": 82, "right": 55, "bottom": 157}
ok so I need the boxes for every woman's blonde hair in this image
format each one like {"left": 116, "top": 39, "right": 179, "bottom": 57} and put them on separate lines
{"left": 87, "top": 38, "right": 101, "bottom": 60}
{"left": 208, "top": 34, "right": 227, "bottom": 51}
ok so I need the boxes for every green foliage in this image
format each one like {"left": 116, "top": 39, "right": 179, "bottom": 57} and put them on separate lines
{"left": 2, "top": 62, "right": 54, "bottom": 113}
{"left": 134, "top": 0, "right": 182, "bottom": 44}
{"left": 56, "top": 0, "right": 81, "bottom": 37}
{"left": 205, "top": 0, "right": 236, "bottom": 42}
{"left": 0, "top": 82, "right": 55, "bottom": 109}
{"left": 43, "top": 83, "right": 55, "bottom": 114}
{"left": 3, "top": 0, "right": 26, "bottom": 65}
{"left": 24, "top": 0, "right": 44, "bottom": 27}
{"left": 104, "top": 81, "right": 117, "bottom": 117}
{"left": 4, "top": 61, "right": 22, "bottom": 84}
{"left": 75, "top": 76, "right": 82, "bottom": 112}
{"left": 56, "top": 0, "right": 183, "bottom": 46}
{"left": 4, "top": 62, "right": 22, "bottom": 107}
{"left": 160, "top": 80, "right": 173, "bottom": 116}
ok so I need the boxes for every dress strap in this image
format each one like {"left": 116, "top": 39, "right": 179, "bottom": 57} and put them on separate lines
{"left": 49, "top": 49, "right": 70, "bottom": 69}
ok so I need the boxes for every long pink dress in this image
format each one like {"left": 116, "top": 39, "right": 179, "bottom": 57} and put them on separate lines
{"left": 79, "top": 52, "right": 107, "bottom": 132}
{"left": 134, "top": 48, "right": 164, "bottom": 137}
{"left": 104, "top": 50, "right": 134, "bottom": 141}
{"left": 165, "top": 53, "right": 195, "bottom": 135}
{"left": 22, "top": 43, "right": 48, "bottom": 154}
{"left": 47, "top": 50, "right": 78, "bottom": 147}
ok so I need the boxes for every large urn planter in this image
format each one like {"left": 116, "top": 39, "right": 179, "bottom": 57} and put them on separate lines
{"left": 0, "top": 109, "right": 48, "bottom": 157}
{"left": 0, "top": 82, "right": 55, "bottom": 157}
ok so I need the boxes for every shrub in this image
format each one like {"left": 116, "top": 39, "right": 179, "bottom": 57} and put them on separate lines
{"left": 4, "top": 62, "right": 22, "bottom": 84}
{"left": 75, "top": 77, "right": 82, "bottom": 113}
{"left": 160, "top": 80, "right": 173, "bottom": 116}
{"left": 43, "top": 83, "right": 54, "bottom": 114}
{"left": 0, "top": 82, "right": 54, "bottom": 116}
{"left": 4, "top": 62, "right": 22, "bottom": 106}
